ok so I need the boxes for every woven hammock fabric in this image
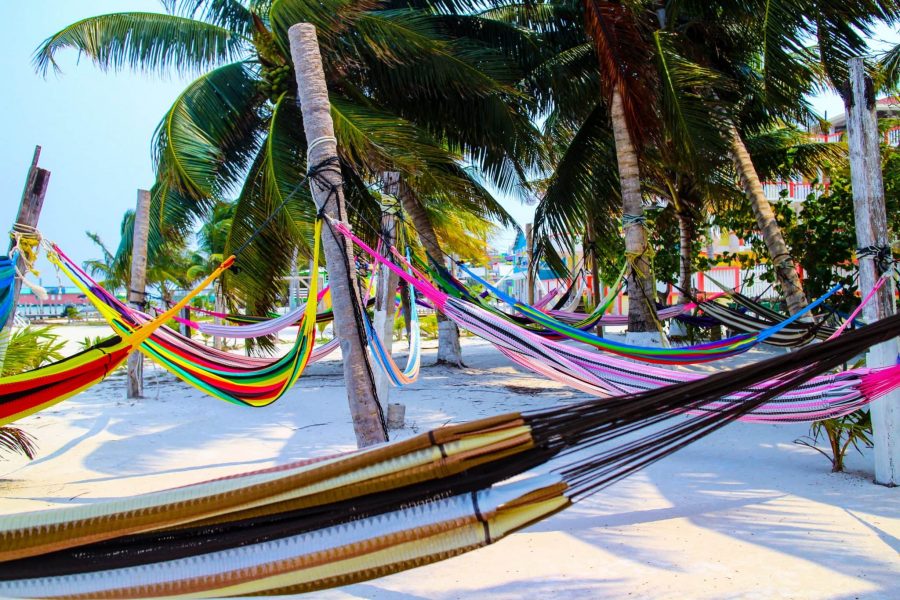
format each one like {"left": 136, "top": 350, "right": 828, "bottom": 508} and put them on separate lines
{"left": 1, "top": 310, "right": 898, "bottom": 597}
{"left": 334, "top": 221, "right": 895, "bottom": 422}
{"left": 0, "top": 257, "right": 235, "bottom": 426}
{"left": 47, "top": 223, "right": 330, "bottom": 407}
{"left": 366, "top": 225, "right": 841, "bottom": 365}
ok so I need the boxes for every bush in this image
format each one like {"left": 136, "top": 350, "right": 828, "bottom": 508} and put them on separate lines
{"left": 2, "top": 326, "right": 65, "bottom": 377}
{"left": 795, "top": 409, "right": 873, "bottom": 473}
{"left": 0, "top": 326, "right": 63, "bottom": 459}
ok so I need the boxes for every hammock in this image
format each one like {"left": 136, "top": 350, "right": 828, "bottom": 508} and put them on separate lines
{"left": 695, "top": 299, "right": 824, "bottom": 347}
{"left": 394, "top": 237, "right": 841, "bottom": 365}
{"left": 0, "top": 257, "right": 235, "bottom": 426}
{"left": 0, "top": 311, "right": 897, "bottom": 597}
{"left": 363, "top": 252, "right": 422, "bottom": 387}
{"left": 334, "top": 220, "right": 891, "bottom": 422}
{"left": 46, "top": 223, "right": 330, "bottom": 407}
{"left": 0, "top": 254, "right": 14, "bottom": 326}
{"left": 701, "top": 276, "right": 839, "bottom": 341}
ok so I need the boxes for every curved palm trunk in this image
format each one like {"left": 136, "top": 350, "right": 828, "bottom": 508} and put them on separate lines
{"left": 611, "top": 91, "right": 658, "bottom": 335}
{"left": 289, "top": 23, "right": 386, "bottom": 447}
{"left": 729, "top": 125, "right": 807, "bottom": 316}
{"left": 398, "top": 181, "right": 463, "bottom": 367}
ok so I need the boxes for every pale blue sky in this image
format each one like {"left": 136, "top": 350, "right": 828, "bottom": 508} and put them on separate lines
{"left": 2, "top": 2, "right": 897, "bottom": 271}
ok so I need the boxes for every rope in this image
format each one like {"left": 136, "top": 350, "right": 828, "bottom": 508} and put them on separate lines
{"left": 622, "top": 213, "right": 647, "bottom": 227}
{"left": 9, "top": 223, "right": 48, "bottom": 301}
{"left": 857, "top": 244, "right": 895, "bottom": 275}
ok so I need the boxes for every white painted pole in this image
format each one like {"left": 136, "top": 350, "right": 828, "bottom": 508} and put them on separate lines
{"left": 374, "top": 173, "right": 401, "bottom": 405}
{"left": 126, "top": 189, "right": 151, "bottom": 399}
{"left": 845, "top": 58, "right": 899, "bottom": 486}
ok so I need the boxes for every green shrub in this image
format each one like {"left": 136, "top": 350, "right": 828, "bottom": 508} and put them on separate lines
{"left": 2, "top": 326, "right": 65, "bottom": 377}
{"left": 0, "top": 326, "right": 63, "bottom": 459}
{"left": 795, "top": 409, "right": 873, "bottom": 473}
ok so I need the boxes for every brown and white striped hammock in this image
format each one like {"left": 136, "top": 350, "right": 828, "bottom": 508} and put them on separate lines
{"left": 0, "top": 311, "right": 898, "bottom": 598}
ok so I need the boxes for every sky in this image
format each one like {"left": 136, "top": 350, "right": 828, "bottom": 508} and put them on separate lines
{"left": 2, "top": 2, "right": 898, "bottom": 275}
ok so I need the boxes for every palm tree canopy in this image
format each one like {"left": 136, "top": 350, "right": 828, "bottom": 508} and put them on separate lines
{"left": 39, "top": 0, "right": 542, "bottom": 314}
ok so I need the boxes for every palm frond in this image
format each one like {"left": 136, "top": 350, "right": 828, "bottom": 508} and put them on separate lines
{"left": 652, "top": 30, "right": 731, "bottom": 167}
{"left": 744, "top": 126, "right": 847, "bottom": 181}
{"left": 34, "top": 12, "right": 248, "bottom": 76}
{"left": 0, "top": 427, "right": 36, "bottom": 460}
{"left": 160, "top": 0, "right": 254, "bottom": 36}
{"left": 154, "top": 60, "right": 267, "bottom": 200}
{"left": 533, "top": 100, "right": 621, "bottom": 279}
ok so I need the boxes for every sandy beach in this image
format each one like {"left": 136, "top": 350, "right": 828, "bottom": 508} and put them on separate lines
{"left": 1, "top": 327, "right": 897, "bottom": 599}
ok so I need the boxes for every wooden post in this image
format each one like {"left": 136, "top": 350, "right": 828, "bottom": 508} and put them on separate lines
{"left": 289, "top": 23, "right": 386, "bottom": 447}
{"left": 374, "top": 173, "right": 402, "bottom": 405}
{"left": 5, "top": 146, "right": 50, "bottom": 331}
{"left": 0, "top": 146, "right": 50, "bottom": 370}
{"left": 525, "top": 223, "right": 535, "bottom": 305}
{"left": 845, "top": 58, "right": 899, "bottom": 486}
{"left": 126, "top": 189, "right": 151, "bottom": 399}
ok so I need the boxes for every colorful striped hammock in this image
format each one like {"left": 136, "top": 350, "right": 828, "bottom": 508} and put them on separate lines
{"left": 1, "top": 311, "right": 898, "bottom": 597}
{"left": 333, "top": 219, "right": 896, "bottom": 422}
{"left": 46, "top": 222, "right": 330, "bottom": 407}
{"left": 0, "top": 257, "right": 235, "bottom": 427}
{"left": 383, "top": 231, "right": 841, "bottom": 365}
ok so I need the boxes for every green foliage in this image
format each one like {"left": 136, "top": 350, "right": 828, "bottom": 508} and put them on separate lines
{"left": 0, "top": 326, "right": 66, "bottom": 460}
{"left": 645, "top": 205, "right": 708, "bottom": 287}
{"left": 1, "top": 327, "right": 66, "bottom": 378}
{"left": 795, "top": 410, "right": 873, "bottom": 473}
{"left": 79, "top": 335, "right": 115, "bottom": 351}
{"left": 418, "top": 313, "right": 439, "bottom": 340}
{"left": 63, "top": 306, "right": 81, "bottom": 320}
{"left": 40, "top": 0, "right": 539, "bottom": 318}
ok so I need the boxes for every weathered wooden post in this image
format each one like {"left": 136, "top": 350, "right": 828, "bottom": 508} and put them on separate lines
{"left": 289, "top": 23, "right": 387, "bottom": 447}
{"left": 126, "top": 189, "right": 151, "bottom": 399}
{"left": 845, "top": 58, "right": 899, "bottom": 486}
{"left": 5, "top": 146, "right": 50, "bottom": 331}
{"left": 0, "top": 146, "right": 50, "bottom": 369}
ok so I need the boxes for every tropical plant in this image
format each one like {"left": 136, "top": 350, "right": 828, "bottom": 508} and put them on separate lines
{"left": 0, "top": 426, "right": 36, "bottom": 461}
{"left": 795, "top": 409, "right": 874, "bottom": 473}
{"left": 1, "top": 326, "right": 66, "bottom": 377}
{"left": 0, "top": 326, "right": 67, "bottom": 460}
{"left": 37, "top": 0, "right": 539, "bottom": 356}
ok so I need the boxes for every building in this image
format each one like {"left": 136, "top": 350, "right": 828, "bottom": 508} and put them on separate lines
{"left": 16, "top": 285, "right": 94, "bottom": 320}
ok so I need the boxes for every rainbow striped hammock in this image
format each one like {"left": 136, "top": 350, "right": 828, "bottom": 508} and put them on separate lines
{"left": 0, "top": 258, "right": 234, "bottom": 427}
{"left": 335, "top": 220, "right": 898, "bottom": 422}
{"left": 43, "top": 222, "right": 332, "bottom": 408}
{"left": 0, "top": 313, "right": 898, "bottom": 598}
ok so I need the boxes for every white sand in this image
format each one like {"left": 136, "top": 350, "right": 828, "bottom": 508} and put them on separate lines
{"left": 1, "top": 328, "right": 898, "bottom": 599}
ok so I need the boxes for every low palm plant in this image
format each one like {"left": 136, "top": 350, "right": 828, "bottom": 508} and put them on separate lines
{"left": 795, "top": 410, "right": 873, "bottom": 473}
{"left": 0, "top": 326, "right": 66, "bottom": 459}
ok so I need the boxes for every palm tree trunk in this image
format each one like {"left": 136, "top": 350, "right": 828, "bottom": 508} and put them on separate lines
{"left": 373, "top": 181, "right": 400, "bottom": 403}
{"left": 213, "top": 282, "right": 225, "bottom": 350}
{"left": 398, "top": 181, "right": 464, "bottom": 367}
{"left": 676, "top": 211, "right": 693, "bottom": 301}
{"left": 729, "top": 125, "right": 807, "bottom": 316}
{"left": 289, "top": 23, "right": 386, "bottom": 447}
{"left": 610, "top": 90, "right": 659, "bottom": 338}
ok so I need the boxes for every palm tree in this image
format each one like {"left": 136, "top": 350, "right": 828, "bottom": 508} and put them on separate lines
{"left": 37, "top": 0, "right": 540, "bottom": 365}
{"left": 85, "top": 211, "right": 194, "bottom": 305}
